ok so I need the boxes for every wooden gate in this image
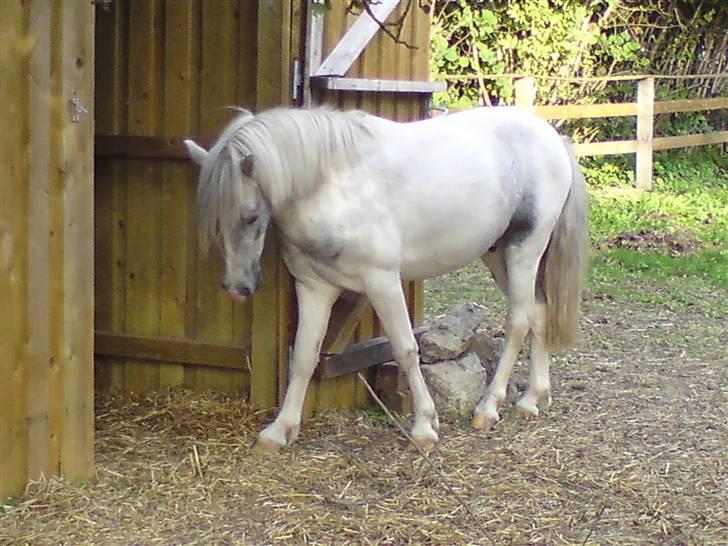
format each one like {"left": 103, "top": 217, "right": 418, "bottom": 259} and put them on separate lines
{"left": 93, "top": 1, "right": 296, "bottom": 407}
{"left": 93, "top": 0, "right": 440, "bottom": 413}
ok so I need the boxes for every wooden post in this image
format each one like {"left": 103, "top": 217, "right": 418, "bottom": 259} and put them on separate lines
{"left": 251, "top": 0, "right": 294, "bottom": 409}
{"left": 636, "top": 77, "right": 655, "bottom": 190}
{"left": 514, "top": 77, "right": 536, "bottom": 111}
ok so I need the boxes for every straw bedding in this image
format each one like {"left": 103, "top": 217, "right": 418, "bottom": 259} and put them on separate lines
{"left": 2, "top": 293, "right": 726, "bottom": 545}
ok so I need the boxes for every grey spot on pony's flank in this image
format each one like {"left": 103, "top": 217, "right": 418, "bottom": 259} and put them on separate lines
{"left": 299, "top": 234, "right": 344, "bottom": 263}
{"left": 502, "top": 192, "right": 537, "bottom": 245}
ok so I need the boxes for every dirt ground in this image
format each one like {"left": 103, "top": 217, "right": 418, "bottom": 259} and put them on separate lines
{"left": 2, "top": 279, "right": 726, "bottom": 546}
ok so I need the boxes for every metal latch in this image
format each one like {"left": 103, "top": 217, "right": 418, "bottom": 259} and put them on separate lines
{"left": 70, "top": 95, "right": 88, "bottom": 122}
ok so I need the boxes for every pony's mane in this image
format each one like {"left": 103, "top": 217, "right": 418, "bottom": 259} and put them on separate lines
{"left": 197, "top": 107, "right": 375, "bottom": 249}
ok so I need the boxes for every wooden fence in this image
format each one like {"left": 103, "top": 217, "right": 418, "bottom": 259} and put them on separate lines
{"left": 444, "top": 75, "right": 727, "bottom": 190}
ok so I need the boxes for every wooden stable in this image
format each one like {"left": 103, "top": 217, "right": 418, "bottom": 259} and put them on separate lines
{"left": 1, "top": 0, "right": 439, "bottom": 499}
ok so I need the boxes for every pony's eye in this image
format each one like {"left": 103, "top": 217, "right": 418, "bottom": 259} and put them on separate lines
{"left": 245, "top": 215, "right": 258, "bottom": 226}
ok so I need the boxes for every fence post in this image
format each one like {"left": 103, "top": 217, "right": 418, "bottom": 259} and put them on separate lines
{"left": 636, "top": 77, "right": 655, "bottom": 190}
{"left": 514, "top": 77, "right": 536, "bottom": 112}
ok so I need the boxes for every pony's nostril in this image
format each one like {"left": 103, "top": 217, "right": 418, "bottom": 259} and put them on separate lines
{"left": 236, "top": 285, "right": 252, "bottom": 297}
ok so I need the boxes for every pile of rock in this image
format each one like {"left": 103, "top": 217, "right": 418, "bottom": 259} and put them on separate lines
{"left": 418, "top": 303, "right": 502, "bottom": 417}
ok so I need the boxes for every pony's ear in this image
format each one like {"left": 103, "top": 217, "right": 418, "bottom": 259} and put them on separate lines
{"left": 184, "top": 139, "right": 208, "bottom": 165}
{"left": 241, "top": 154, "right": 255, "bottom": 178}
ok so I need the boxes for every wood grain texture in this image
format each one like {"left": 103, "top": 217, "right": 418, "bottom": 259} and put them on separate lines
{"left": 0, "top": 0, "right": 30, "bottom": 499}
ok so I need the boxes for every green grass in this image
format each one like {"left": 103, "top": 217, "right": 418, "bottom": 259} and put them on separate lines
{"left": 585, "top": 149, "right": 727, "bottom": 308}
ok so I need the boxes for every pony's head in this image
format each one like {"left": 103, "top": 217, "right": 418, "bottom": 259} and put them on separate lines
{"left": 185, "top": 137, "right": 271, "bottom": 301}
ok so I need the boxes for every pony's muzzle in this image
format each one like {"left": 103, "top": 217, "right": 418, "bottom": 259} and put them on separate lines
{"left": 221, "top": 270, "right": 261, "bottom": 301}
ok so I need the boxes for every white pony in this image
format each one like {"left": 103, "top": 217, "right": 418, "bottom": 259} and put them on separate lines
{"left": 185, "top": 107, "right": 588, "bottom": 451}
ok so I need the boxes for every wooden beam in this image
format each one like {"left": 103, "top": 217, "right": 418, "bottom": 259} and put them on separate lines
{"left": 572, "top": 139, "right": 638, "bottom": 157}
{"left": 317, "top": 327, "right": 428, "bottom": 379}
{"left": 314, "top": 0, "right": 399, "bottom": 77}
{"left": 95, "top": 135, "right": 214, "bottom": 160}
{"left": 653, "top": 131, "right": 728, "bottom": 151}
{"left": 321, "top": 291, "right": 370, "bottom": 354}
{"left": 535, "top": 101, "right": 638, "bottom": 120}
{"left": 654, "top": 96, "right": 728, "bottom": 115}
{"left": 310, "top": 76, "right": 445, "bottom": 93}
{"left": 95, "top": 332, "right": 250, "bottom": 370}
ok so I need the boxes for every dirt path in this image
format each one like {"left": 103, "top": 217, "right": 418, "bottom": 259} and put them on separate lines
{"left": 2, "top": 282, "right": 726, "bottom": 545}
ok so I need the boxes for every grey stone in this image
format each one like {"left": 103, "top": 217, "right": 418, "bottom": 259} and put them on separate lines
{"left": 421, "top": 352, "right": 487, "bottom": 417}
{"left": 468, "top": 325, "right": 503, "bottom": 379}
{"left": 419, "top": 303, "right": 484, "bottom": 363}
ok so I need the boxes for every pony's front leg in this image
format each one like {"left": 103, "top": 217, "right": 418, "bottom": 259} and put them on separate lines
{"left": 254, "top": 279, "right": 340, "bottom": 452}
{"left": 365, "top": 271, "right": 439, "bottom": 450}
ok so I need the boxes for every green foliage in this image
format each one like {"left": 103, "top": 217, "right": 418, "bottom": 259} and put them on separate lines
{"left": 430, "top": 0, "right": 727, "bottom": 138}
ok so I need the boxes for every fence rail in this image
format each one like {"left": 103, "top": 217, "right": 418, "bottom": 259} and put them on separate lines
{"left": 441, "top": 76, "right": 727, "bottom": 190}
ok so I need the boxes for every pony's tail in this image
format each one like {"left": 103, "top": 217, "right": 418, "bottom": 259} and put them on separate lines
{"left": 541, "top": 139, "right": 589, "bottom": 351}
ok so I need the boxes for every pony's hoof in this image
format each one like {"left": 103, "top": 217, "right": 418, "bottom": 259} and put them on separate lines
{"left": 409, "top": 436, "right": 437, "bottom": 452}
{"left": 252, "top": 438, "right": 283, "bottom": 455}
{"left": 515, "top": 402, "right": 539, "bottom": 419}
{"left": 471, "top": 413, "right": 498, "bottom": 430}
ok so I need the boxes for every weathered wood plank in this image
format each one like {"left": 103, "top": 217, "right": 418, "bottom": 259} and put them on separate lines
{"left": 194, "top": 0, "right": 242, "bottom": 391}
{"left": 653, "top": 131, "right": 728, "bottom": 150}
{"left": 534, "top": 101, "right": 637, "bottom": 120}
{"left": 94, "top": 0, "right": 129, "bottom": 393}
{"left": 310, "top": 76, "right": 445, "bottom": 94}
{"left": 315, "top": 0, "right": 398, "bottom": 77}
{"left": 58, "top": 0, "right": 95, "bottom": 481}
{"left": 572, "top": 139, "right": 639, "bottom": 157}
{"left": 27, "top": 0, "right": 52, "bottom": 482}
{"left": 0, "top": 0, "right": 30, "bottom": 499}
{"left": 653, "top": 96, "right": 728, "bottom": 115}
{"left": 124, "top": 0, "right": 163, "bottom": 392}
{"left": 636, "top": 77, "right": 655, "bottom": 190}
{"left": 318, "top": 327, "right": 429, "bottom": 379}
{"left": 95, "top": 134, "right": 214, "bottom": 160}
{"left": 160, "top": 0, "right": 196, "bottom": 389}
{"left": 249, "top": 0, "right": 293, "bottom": 408}
{"left": 95, "top": 332, "right": 250, "bottom": 370}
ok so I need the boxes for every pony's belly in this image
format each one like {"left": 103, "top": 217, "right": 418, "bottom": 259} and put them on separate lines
{"left": 399, "top": 237, "right": 494, "bottom": 281}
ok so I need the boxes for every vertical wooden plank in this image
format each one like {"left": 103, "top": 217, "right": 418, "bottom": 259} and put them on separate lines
{"left": 47, "top": 0, "right": 66, "bottom": 476}
{"left": 159, "top": 0, "right": 195, "bottom": 388}
{"left": 124, "top": 0, "right": 163, "bottom": 392}
{"left": 636, "top": 77, "right": 655, "bottom": 191}
{"left": 515, "top": 77, "right": 536, "bottom": 112}
{"left": 182, "top": 0, "right": 202, "bottom": 389}
{"left": 0, "top": 0, "right": 30, "bottom": 499}
{"left": 93, "top": 0, "right": 129, "bottom": 393}
{"left": 303, "top": 0, "right": 324, "bottom": 107}
{"left": 250, "top": 0, "right": 293, "bottom": 408}
{"left": 26, "top": 0, "right": 52, "bottom": 482}
{"left": 228, "top": 0, "right": 259, "bottom": 395}
{"left": 58, "top": 0, "right": 95, "bottom": 481}
{"left": 277, "top": 0, "right": 302, "bottom": 401}
{"left": 195, "top": 0, "right": 241, "bottom": 390}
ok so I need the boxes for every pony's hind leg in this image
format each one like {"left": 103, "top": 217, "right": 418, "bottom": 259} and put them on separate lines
{"left": 472, "top": 242, "right": 546, "bottom": 430}
{"left": 515, "top": 298, "right": 552, "bottom": 418}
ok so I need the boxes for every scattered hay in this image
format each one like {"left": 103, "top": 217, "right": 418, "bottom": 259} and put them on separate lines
{"left": 2, "top": 296, "right": 727, "bottom": 545}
